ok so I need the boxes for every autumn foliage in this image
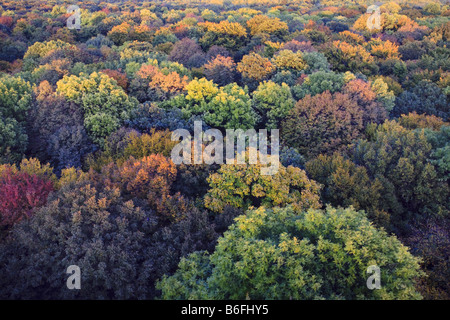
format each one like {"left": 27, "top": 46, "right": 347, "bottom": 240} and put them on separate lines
{"left": 0, "top": 161, "right": 54, "bottom": 229}
{"left": 203, "top": 55, "right": 237, "bottom": 86}
{"left": 282, "top": 91, "right": 365, "bottom": 158}
{"left": 101, "top": 154, "right": 187, "bottom": 221}
{"left": 100, "top": 69, "right": 128, "bottom": 90}
{"left": 0, "top": 0, "right": 448, "bottom": 301}
{"left": 237, "top": 52, "right": 275, "bottom": 81}
{"left": 398, "top": 112, "right": 448, "bottom": 131}
{"left": 246, "top": 15, "right": 288, "bottom": 36}
{"left": 149, "top": 70, "right": 189, "bottom": 94}
{"left": 204, "top": 163, "right": 321, "bottom": 213}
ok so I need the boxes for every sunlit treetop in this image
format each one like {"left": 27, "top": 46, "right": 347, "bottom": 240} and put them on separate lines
{"left": 237, "top": 52, "right": 276, "bottom": 81}
{"left": 353, "top": 10, "right": 421, "bottom": 33}
{"left": 368, "top": 39, "right": 401, "bottom": 60}
{"left": 246, "top": 15, "right": 289, "bottom": 36}
{"left": 23, "top": 40, "right": 76, "bottom": 59}
{"left": 185, "top": 78, "right": 220, "bottom": 102}
{"left": 199, "top": 21, "right": 247, "bottom": 37}
{"left": 338, "top": 30, "right": 365, "bottom": 45}
{"left": 380, "top": 1, "right": 402, "bottom": 14}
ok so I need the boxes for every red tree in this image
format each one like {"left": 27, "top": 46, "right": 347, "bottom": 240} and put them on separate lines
{"left": 0, "top": 169, "right": 54, "bottom": 228}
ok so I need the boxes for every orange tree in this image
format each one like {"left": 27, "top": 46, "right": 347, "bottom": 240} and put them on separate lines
{"left": 99, "top": 154, "right": 187, "bottom": 222}
{"left": 203, "top": 55, "right": 237, "bottom": 86}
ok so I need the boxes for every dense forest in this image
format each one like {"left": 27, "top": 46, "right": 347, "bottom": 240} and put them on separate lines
{"left": 0, "top": 0, "right": 449, "bottom": 300}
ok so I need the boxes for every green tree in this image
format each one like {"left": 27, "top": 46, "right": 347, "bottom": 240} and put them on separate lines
{"left": 158, "top": 205, "right": 423, "bottom": 300}
{"left": 23, "top": 40, "right": 75, "bottom": 60}
{"left": 305, "top": 153, "right": 389, "bottom": 227}
{"left": 303, "top": 51, "right": 330, "bottom": 74}
{"left": 424, "top": 125, "right": 450, "bottom": 184}
{"left": 371, "top": 78, "right": 395, "bottom": 113}
{"left": 282, "top": 91, "right": 364, "bottom": 159}
{"left": 423, "top": 3, "right": 441, "bottom": 15}
{"left": 393, "top": 80, "right": 449, "bottom": 120}
{"left": 0, "top": 117, "right": 28, "bottom": 164}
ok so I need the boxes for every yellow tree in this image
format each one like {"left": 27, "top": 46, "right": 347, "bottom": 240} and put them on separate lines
{"left": 369, "top": 39, "right": 401, "bottom": 60}
{"left": 237, "top": 52, "right": 276, "bottom": 81}
{"left": 199, "top": 20, "right": 247, "bottom": 50}
{"left": 204, "top": 163, "right": 321, "bottom": 213}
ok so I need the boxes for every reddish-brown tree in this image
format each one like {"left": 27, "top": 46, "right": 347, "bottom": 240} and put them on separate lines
{"left": 0, "top": 168, "right": 54, "bottom": 228}
{"left": 282, "top": 91, "right": 365, "bottom": 158}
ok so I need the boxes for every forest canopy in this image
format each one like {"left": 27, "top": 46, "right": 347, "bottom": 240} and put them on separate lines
{"left": 0, "top": 0, "right": 448, "bottom": 301}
